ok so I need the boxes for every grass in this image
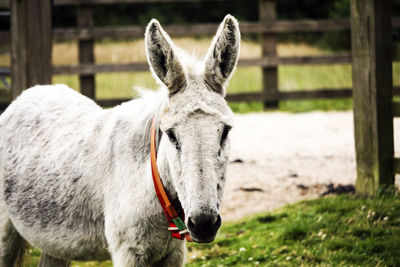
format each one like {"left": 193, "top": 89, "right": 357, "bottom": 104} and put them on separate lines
{"left": 2, "top": 38, "right": 400, "bottom": 112}
{"left": 21, "top": 192, "right": 400, "bottom": 266}
{"left": 186, "top": 192, "right": 400, "bottom": 266}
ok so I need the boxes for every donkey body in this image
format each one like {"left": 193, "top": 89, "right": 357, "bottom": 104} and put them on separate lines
{"left": 0, "top": 15, "right": 240, "bottom": 266}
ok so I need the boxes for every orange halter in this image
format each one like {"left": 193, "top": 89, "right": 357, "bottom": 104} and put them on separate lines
{"left": 150, "top": 115, "right": 193, "bottom": 242}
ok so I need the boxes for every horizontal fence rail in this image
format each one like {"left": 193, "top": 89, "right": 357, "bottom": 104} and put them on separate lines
{"left": 55, "top": 0, "right": 225, "bottom": 4}
{"left": 0, "top": 67, "right": 10, "bottom": 90}
{"left": 23, "top": 51, "right": 400, "bottom": 75}
{"left": 2, "top": 51, "right": 400, "bottom": 105}
{"left": 51, "top": 54, "right": 356, "bottom": 75}
{"left": 1, "top": 0, "right": 400, "bottom": 109}
{"left": 394, "top": 158, "right": 400, "bottom": 174}
{"left": 1, "top": 87, "right": 399, "bottom": 109}
{"left": 393, "top": 101, "right": 400, "bottom": 117}
{"left": 1, "top": 0, "right": 400, "bottom": 8}
{"left": 0, "top": 0, "right": 234, "bottom": 6}
{"left": 1, "top": 18, "right": 400, "bottom": 41}
{"left": 227, "top": 87, "right": 400, "bottom": 102}
{"left": 0, "top": 68, "right": 10, "bottom": 75}
{"left": 6, "top": 52, "right": 393, "bottom": 76}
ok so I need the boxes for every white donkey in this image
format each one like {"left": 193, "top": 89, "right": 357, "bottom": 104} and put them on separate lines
{"left": 0, "top": 15, "right": 240, "bottom": 267}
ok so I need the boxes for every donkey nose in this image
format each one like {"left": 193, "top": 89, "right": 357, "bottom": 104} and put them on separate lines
{"left": 187, "top": 213, "right": 221, "bottom": 243}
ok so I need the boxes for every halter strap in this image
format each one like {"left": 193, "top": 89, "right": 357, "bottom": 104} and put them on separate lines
{"left": 150, "top": 114, "right": 193, "bottom": 242}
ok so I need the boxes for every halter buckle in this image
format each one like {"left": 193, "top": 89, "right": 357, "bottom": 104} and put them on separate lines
{"left": 179, "top": 229, "right": 189, "bottom": 235}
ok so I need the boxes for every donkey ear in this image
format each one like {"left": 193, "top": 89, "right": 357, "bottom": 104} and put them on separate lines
{"left": 145, "top": 19, "right": 186, "bottom": 95}
{"left": 204, "top": 15, "right": 240, "bottom": 96}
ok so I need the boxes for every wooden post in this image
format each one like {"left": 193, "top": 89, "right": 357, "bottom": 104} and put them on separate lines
{"left": 38, "top": 254, "right": 70, "bottom": 267}
{"left": 77, "top": 5, "right": 95, "bottom": 99}
{"left": 259, "top": 0, "right": 278, "bottom": 109}
{"left": 10, "top": 0, "right": 52, "bottom": 99}
{"left": 351, "top": 0, "right": 394, "bottom": 195}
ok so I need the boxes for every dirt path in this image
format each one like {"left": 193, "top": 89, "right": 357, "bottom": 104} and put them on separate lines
{"left": 221, "top": 111, "right": 399, "bottom": 221}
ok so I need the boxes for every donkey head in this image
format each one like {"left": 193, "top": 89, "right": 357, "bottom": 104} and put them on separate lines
{"left": 145, "top": 15, "right": 240, "bottom": 243}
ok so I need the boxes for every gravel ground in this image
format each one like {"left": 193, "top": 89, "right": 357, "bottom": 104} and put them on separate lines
{"left": 221, "top": 111, "right": 400, "bottom": 221}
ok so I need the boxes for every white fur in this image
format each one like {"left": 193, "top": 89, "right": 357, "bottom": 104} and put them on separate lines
{"left": 0, "top": 15, "right": 240, "bottom": 267}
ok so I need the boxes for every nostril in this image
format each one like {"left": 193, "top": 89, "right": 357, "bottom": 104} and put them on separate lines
{"left": 215, "top": 214, "right": 222, "bottom": 227}
{"left": 188, "top": 216, "right": 195, "bottom": 229}
{"left": 188, "top": 213, "right": 220, "bottom": 229}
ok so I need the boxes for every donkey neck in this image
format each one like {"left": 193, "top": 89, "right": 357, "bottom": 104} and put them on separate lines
{"left": 107, "top": 97, "right": 180, "bottom": 204}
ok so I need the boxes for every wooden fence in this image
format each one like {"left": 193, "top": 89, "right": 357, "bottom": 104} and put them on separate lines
{"left": 1, "top": 0, "right": 400, "bottom": 108}
{"left": 1, "top": 0, "right": 400, "bottom": 196}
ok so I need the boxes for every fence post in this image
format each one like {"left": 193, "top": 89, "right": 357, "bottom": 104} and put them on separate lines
{"left": 77, "top": 5, "right": 95, "bottom": 99}
{"left": 351, "top": 0, "right": 394, "bottom": 195}
{"left": 259, "top": 0, "right": 278, "bottom": 109}
{"left": 10, "top": 0, "right": 52, "bottom": 99}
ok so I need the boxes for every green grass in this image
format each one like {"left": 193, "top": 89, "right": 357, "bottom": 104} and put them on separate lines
{"left": 186, "top": 193, "right": 400, "bottom": 267}
{"left": 22, "top": 192, "right": 400, "bottom": 266}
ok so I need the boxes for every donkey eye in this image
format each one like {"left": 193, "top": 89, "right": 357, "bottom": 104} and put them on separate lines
{"left": 220, "top": 125, "right": 232, "bottom": 146}
{"left": 166, "top": 129, "right": 180, "bottom": 149}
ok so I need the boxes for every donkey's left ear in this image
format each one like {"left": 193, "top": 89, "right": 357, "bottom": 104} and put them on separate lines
{"left": 204, "top": 15, "right": 240, "bottom": 96}
{"left": 145, "top": 19, "right": 186, "bottom": 95}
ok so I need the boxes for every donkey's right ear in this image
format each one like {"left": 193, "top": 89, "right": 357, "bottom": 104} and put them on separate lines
{"left": 145, "top": 19, "right": 186, "bottom": 95}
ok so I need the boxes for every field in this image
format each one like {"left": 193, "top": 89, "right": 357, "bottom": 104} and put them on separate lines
{"left": 21, "top": 192, "right": 400, "bottom": 266}
{"left": 2, "top": 38, "right": 400, "bottom": 112}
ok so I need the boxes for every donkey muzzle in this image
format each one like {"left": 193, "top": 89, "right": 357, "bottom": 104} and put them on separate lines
{"left": 187, "top": 212, "right": 221, "bottom": 243}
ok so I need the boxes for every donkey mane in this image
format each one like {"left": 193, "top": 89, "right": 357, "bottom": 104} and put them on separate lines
{"left": 128, "top": 87, "right": 169, "bottom": 146}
